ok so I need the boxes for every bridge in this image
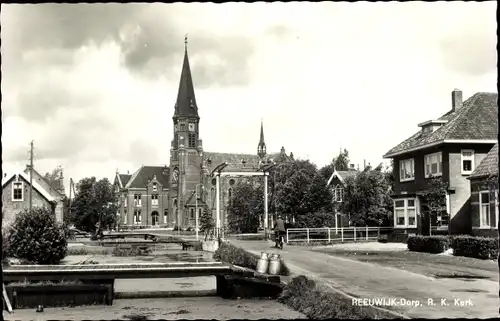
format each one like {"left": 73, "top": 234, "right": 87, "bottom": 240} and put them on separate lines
{"left": 3, "top": 262, "right": 232, "bottom": 281}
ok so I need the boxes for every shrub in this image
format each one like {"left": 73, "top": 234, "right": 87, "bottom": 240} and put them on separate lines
{"left": 377, "top": 234, "right": 388, "bottom": 243}
{"left": 450, "top": 235, "right": 498, "bottom": 260}
{"left": 3, "top": 223, "right": 11, "bottom": 261}
{"left": 407, "top": 235, "right": 449, "bottom": 254}
{"left": 213, "top": 242, "right": 258, "bottom": 270}
{"left": 278, "top": 276, "right": 399, "bottom": 319}
{"left": 7, "top": 208, "right": 68, "bottom": 264}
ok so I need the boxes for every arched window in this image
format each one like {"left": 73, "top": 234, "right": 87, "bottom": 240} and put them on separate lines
{"left": 163, "top": 209, "right": 168, "bottom": 224}
{"left": 151, "top": 211, "right": 159, "bottom": 226}
{"left": 334, "top": 185, "right": 344, "bottom": 203}
{"left": 173, "top": 199, "right": 178, "bottom": 207}
{"left": 228, "top": 188, "right": 233, "bottom": 207}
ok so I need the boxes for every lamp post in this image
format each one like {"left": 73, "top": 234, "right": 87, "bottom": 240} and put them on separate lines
{"left": 195, "top": 183, "right": 204, "bottom": 241}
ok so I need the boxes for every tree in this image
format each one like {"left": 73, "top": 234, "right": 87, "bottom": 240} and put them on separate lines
{"left": 44, "top": 165, "right": 65, "bottom": 194}
{"left": 199, "top": 207, "right": 215, "bottom": 241}
{"left": 273, "top": 160, "right": 319, "bottom": 222}
{"left": 7, "top": 208, "right": 68, "bottom": 264}
{"left": 227, "top": 181, "right": 263, "bottom": 233}
{"left": 332, "top": 148, "right": 350, "bottom": 171}
{"left": 297, "top": 173, "right": 334, "bottom": 225}
{"left": 71, "top": 177, "right": 118, "bottom": 233}
{"left": 341, "top": 167, "right": 393, "bottom": 227}
{"left": 419, "top": 175, "right": 448, "bottom": 235}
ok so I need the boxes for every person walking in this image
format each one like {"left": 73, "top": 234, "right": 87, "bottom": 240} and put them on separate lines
{"left": 274, "top": 215, "right": 286, "bottom": 248}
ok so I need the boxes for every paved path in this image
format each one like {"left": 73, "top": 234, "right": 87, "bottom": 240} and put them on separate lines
{"left": 228, "top": 239, "right": 499, "bottom": 319}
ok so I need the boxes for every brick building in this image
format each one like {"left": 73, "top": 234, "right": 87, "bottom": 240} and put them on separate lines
{"left": 114, "top": 42, "right": 294, "bottom": 229}
{"left": 383, "top": 89, "right": 498, "bottom": 235}
{"left": 468, "top": 143, "right": 498, "bottom": 236}
{"left": 2, "top": 166, "right": 65, "bottom": 225}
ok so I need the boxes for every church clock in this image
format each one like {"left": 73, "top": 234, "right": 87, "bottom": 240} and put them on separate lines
{"left": 188, "top": 123, "right": 195, "bottom": 132}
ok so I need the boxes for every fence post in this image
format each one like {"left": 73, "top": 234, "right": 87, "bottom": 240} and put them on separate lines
{"left": 366, "top": 226, "right": 368, "bottom": 240}
{"left": 341, "top": 228, "right": 344, "bottom": 242}
{"left": 306, "top": 228, "right": 310, "bottom": 244}
{"left": 354, "top": 227, "right": 356, "bottom": 241}
{"left": 328, "top": 228, "right": 331, "bottom": 243}
{"left": 377, "top": 227, "right": 380, "bottom": 238}
{"left": 286, "top": 229, "right": 289, "bottom": 244}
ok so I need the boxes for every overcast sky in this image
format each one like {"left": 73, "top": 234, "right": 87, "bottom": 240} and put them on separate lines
{"left": 1, "top": 2, "right": 497, "bottom": 192}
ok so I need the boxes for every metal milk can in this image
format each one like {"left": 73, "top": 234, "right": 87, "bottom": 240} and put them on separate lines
{"left": 268, "top": 253, "right": 281, "bottom": 275}
{"left": 256, "top": 252, "right": 269, "bottom": 274}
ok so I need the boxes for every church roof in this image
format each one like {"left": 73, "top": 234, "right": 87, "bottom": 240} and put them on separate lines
{"left": 119, "top": 174, "right": 132, "bottom": 187}
{"left": 173, "top": 39, "right": 199, "bottom": 119}
{"left": 124, "top": 166, "right": 170, "bottom": 189}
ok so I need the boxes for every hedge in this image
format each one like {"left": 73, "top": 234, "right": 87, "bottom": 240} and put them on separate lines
{"left": 407, "top": 235, "right": 449, "bottom": 254}
{"left": 450, "top": 235, "right": 498, "bottom": 260}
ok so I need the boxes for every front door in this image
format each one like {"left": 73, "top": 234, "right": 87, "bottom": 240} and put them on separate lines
{"left": 151, "top": 211, "right": 159, "bottom": 226}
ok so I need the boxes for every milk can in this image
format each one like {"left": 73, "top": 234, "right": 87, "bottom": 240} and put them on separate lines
{"left": 256, "top": 252, "right": 269, "bottom": 274}
{"left": 268, "top": 253, "right": 281, "bottom": 275}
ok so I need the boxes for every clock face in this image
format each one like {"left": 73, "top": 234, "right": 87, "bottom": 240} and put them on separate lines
{"left": 188, "top": 123, "right": 195, "bottom": 131}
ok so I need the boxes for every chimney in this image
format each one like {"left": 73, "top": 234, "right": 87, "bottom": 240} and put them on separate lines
{"left": 127, "top": 170, "right": 129, "bottom": 174}
{"left": 452, "top": 88, "right": 463, "bottom": 111}
{"left": 363, "top": 159, "right": 366, "bottom": 168}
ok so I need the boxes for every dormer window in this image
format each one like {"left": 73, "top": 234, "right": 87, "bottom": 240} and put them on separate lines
{"left": 418, "top": 120, "right": 448, "bottom": 134}
{"left": 152, "top": 183, "right": 158, "bottom": 192}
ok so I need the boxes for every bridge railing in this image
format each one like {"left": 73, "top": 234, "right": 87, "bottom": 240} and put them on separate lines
{"left": 285, "top": 227, "right": 394, "bottom": 244}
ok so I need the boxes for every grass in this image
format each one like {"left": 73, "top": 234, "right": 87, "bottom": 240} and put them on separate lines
{"left": 67, "top": 246, "right": 113, "bottom": 256}
{"left": 9, "top": 279, "right": 84, "bottom": 286}
{"left": 277, "top": 275, "right": 401, "bottom": 319}
{"left": 214, "top": 242, "right": 291, "bottom": 276}
{"left": 315, "top": 248, "right": 498, "bottom": 281}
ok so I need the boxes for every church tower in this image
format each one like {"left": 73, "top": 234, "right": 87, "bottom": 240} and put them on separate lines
{"left": 169, "top": 37, "right": 204, "bottom": 229}
{"left": 257, "top": 119, "right": 267, "bottom": 159}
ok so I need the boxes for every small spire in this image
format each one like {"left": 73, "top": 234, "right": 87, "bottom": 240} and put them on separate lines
{"left": 184, "top": 34, "right": 188, "bottom": 51}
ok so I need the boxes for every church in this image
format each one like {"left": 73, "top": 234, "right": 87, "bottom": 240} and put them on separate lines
{"left": 114, "top": 41, "right": 294, "bottom": 229}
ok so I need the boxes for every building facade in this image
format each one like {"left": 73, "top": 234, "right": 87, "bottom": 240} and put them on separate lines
{"left": 383, "top": 89, "right": 498, "bottom": 235}
{"left": 468, "top": 143, "right": 498, "bottom": 237}
{"left": 2, "top": 166, "right": 65, "bottom": 225}
{"left": 115, "top": 42, "right": 294, "bottom": 229}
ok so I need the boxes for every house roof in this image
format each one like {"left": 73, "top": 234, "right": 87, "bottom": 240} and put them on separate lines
{"left": 469, "top": 143, "right": 498, "bottom": 179}
{"left": 118, "top": 174, "right": 132, "bottom": 187}
{"left": 326, "top": 169, "right": 358, "bottom": 186}
{"left": 124, "top": 166, "right": 170, "bottom": 189}
{"left": 2, "top": 172, "right": 56, "bottom": 203}
{"left": 384, "top": 92, "right": 498, "bottom": 158}
{"left": 23, "top": 167, "right": 65, "bottom": 197}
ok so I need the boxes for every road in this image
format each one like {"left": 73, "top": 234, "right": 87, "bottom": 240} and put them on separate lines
{"left": 228, "top": 239, "right": 499, "bottom": 319}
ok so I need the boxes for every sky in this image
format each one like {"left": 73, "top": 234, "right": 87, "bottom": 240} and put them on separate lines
{"left": 1, "top": 2, "right": 497, "bottom": 194}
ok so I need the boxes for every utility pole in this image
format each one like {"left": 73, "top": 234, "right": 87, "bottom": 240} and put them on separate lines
{"left": 29, "top": 140, "right": 34, "bottom": 210}
{"left": 68, "top": 178, "right": 73, "bottom": 222}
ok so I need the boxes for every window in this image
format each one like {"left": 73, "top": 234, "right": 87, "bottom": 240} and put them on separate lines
{"left": 115, "top": 184, "right": 120, "bottom": 193}
{"left": 188, "top": 152, "right": 196, "bottom": 165}
{"left": 333, "top": 185, "right": 343, "bottom": 202}
{"left": 188, "top": 133, "right": 196, "bottom": 148}
{"left": 190, "top": 208, "right": 195, "bottom": 219}
{"left": 180, "top": 123, "right": 186, "bottom": 131}
{"left": 461, "top": 150, "right": 474, "bottom": 175}
{"left": 394, "top": 198, "right": 416, "bottom": 228}
{"left": 173, "top": 199, "right": 178, "bottom": 207}
{"left": 124, "top": 196, "right": 128, "bottom": 208}
{"left": 123, "top": 210, "right": 127, "bottom": 224}
{"left": 12, "top": 181, "right": 23, "bottom": 201}
{"left": 424, "top": 152, "right": 442, "bottom": 177}
{"left": 134, "top": 210, "right": 142, "bottom": 224}
{"left": 164, "top": 209, "right": 168, "bottom": 224}
{"left": 151, "top": 211, "right": 159, "bottom": 226}
{"left": 199, "top": 208, "right": 202, "bottom": 221}
{"left": 151, "top": 194, "right": 159, "bottom": 206}
{"left": 152, "top": 183, "right": 158, "bottom": 192}
{"left": 479, "top": 191, "right": 491, "bottom": 228}
{"left": 228, "top": 188, "right": 233, "bottom": 206}
{"left": 134, "top": 194, "right": 142, "bottom": 207}
{"left": 399, "top": 158, "right": 415, "bottom": 182}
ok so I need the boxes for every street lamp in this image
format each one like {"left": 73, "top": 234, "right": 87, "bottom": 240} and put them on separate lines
{"left": 195, "top": 183, "right": 204, "bottom": 241}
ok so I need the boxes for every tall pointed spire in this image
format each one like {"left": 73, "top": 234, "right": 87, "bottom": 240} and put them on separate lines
{"left": 173, "top": 36, "right": 199, "bottom": 119}
{"left": 257, "top": 119, "right": 267, "bottom": 159}
{"left": 259, "top": 118, "right": 265, "bottom": 144}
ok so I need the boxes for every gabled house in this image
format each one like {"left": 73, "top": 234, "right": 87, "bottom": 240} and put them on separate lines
{"left": 113, "top": 166, "right": 170, "bottom": 228}
{"left": 2, "top": 167, "right": 65, "bottom": 225}
{"left": 383, "top": 89, "right": 498, "bottom": 235}
{"left": 468, "top": 143, "right": 498, "bottom": 236}
{"left": 326, "top": 164, "right": 359, "bottom": 227}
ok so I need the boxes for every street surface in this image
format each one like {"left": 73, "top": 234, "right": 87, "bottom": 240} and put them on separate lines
{"left": 228, "top": 239, "right": 499, "bottom": 319}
